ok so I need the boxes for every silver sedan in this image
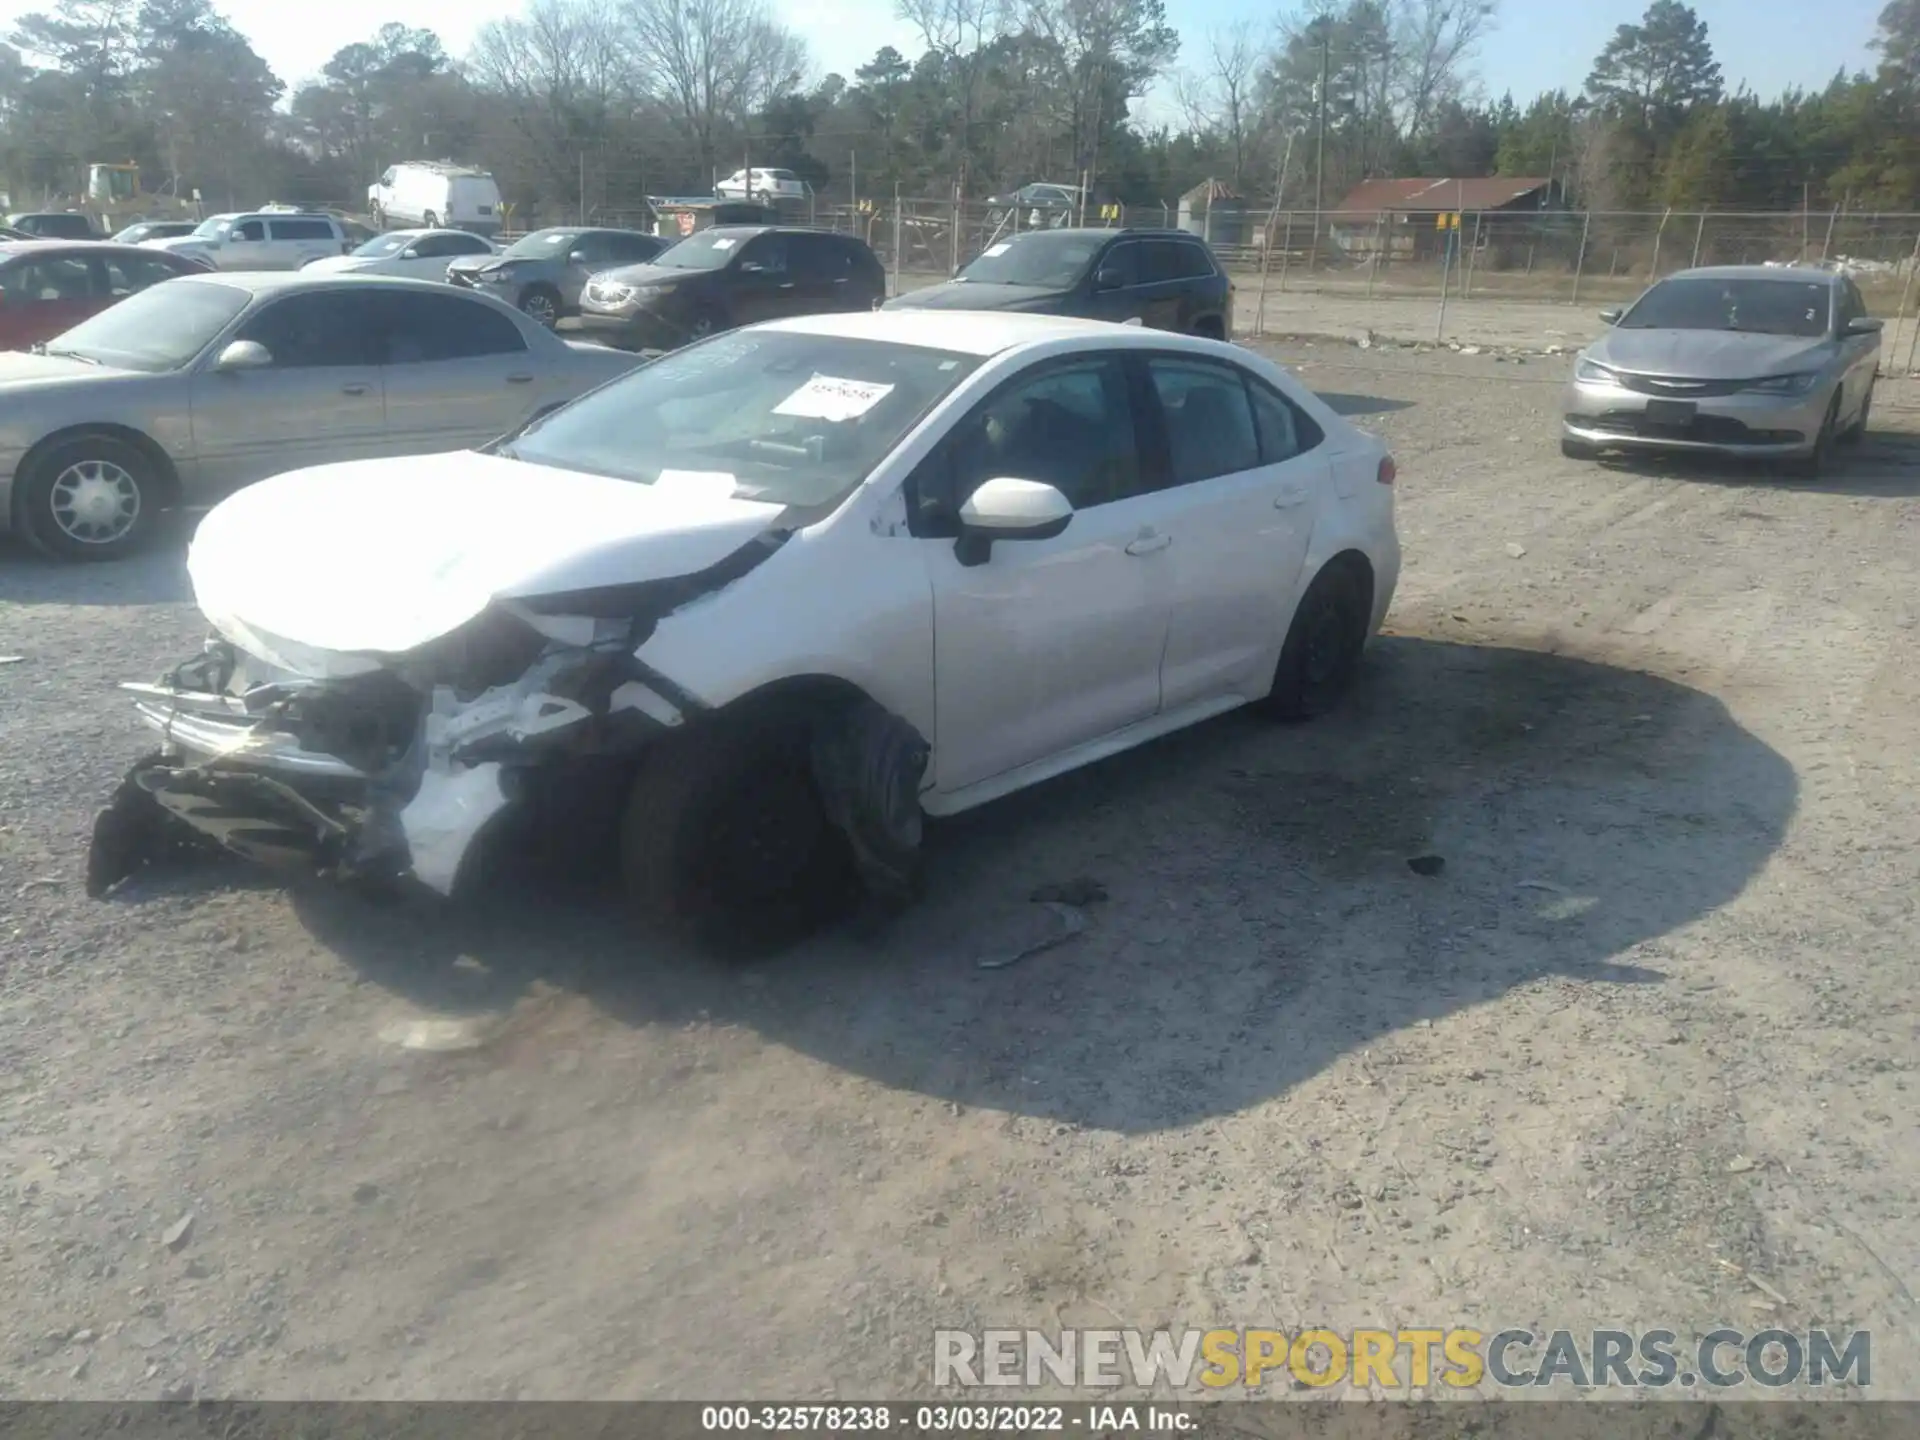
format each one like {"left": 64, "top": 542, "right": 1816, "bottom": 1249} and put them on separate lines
{"left": 0, "top": 271, "right": 644, "bottom": 560}
{"left": 1560, "top": 264, "right": 1882, "bottom": 476}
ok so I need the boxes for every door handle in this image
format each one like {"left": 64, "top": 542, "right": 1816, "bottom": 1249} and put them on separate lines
{"left": 1125, "top": 533, "right": 1171, "bottom": 556}
{"left": 341, "top": 383, "right": 370, "bottom": 396}
{"left": 506, "top": 373, "right": 533, "bottom": 384}
{"left": 1273, "top": 488, "right": 1308, "bottom": 508}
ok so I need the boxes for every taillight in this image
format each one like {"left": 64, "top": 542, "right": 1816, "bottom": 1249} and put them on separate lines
{"left": 1377, "top": 455, "right": 1397, "bottom": 485}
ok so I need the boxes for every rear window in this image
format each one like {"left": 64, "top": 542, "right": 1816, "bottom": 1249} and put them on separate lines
{"left": 1143, "top": 239, "right": 1215, "bottom": 281}
{"left": 269, "top": 218, "right": 336, "bottom": 241}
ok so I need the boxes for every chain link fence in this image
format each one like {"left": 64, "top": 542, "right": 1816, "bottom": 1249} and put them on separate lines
{"left": 493, "top": 194, "right": 1920, "bottom": 366}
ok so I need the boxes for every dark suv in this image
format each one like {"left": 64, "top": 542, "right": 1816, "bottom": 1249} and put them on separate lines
{"left": 7, "top": 212, "right": 100, "bottom": 240}
{"left": 575, "top": 226, "right": 888, "bottom": 350}
{"left": 884, "top": 227, "right": 1232, "bottom": 339}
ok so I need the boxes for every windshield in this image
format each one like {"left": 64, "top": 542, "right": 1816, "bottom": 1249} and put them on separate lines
{"left": 504, "top": 229, "right": 579, "bottom": 259}
{"left": 957, "top": 231, "right": 1100, "bottom": 288}
{"left": 352, "top": 234, "right": 412, "bottom": 258}
{"left": 190, "top": 216, "right": 234, "bottom": 240}
{"left": 653, "top": 233, "right": 752, "bottom": 270}
{"left": 1620, "top": 277, "right": 1832, "bottom": 338}
{"left": 495, "top": 330, "right": 984, "bottom": 508}
{"left": 45, "top": 280, "right": 250, "bottom": 372}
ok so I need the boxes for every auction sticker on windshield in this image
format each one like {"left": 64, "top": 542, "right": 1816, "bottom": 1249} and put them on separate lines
{"left": 981, "top": 243, "right": 1011, "bottom": 256}
{"left": 773, "top": 375, "right": 895, "bottom": 422}
{"left": 711, "top": 238, "right": 736, "bottom": 250}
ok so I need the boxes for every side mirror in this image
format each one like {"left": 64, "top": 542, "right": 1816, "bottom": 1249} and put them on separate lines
{"left": 400, "top": 246, "right": 419, "bottom": 259}
{"left": 212, "top": 339, "right": 272, "bottom": 372}
{"left": 568, "top": 251, "right": 589, "bottom": 265}
{"left": 1093, "top": 266, "right": 1125, "bottom": 291}
{"left": 1598, "top": 308, "right": 1623, "bottom": 324}
{"left": 954, "top": 477, "right": 1073, "bottom": 567}
{"left": 1845, "top": 316, "right": 1883, "bottom": 336}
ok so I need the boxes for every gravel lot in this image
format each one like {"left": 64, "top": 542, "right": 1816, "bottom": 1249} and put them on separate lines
{"left": 3, "top": 341, "right": 1919, "bottom": 1405}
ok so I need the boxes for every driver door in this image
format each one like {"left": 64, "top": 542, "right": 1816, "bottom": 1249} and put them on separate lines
{"left": 910, "top": 353, "right": 1178, "bottom": 795}
{"left": 187, "top": 290, "right": 388, "bottom": 492}
{"left": 726, "top": 233, "right": 797, "bottom": 324}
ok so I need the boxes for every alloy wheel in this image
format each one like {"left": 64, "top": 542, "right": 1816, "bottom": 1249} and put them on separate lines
{"left": 49, "top": 458, "right": 141, "bottom": 546}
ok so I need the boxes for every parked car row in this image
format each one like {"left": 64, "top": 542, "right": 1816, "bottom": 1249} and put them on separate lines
{"left": 0, "top": 221, "right": 1245, "bottom": 566}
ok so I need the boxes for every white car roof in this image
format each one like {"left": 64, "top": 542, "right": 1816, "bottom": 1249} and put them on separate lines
{"left": 758, "top": 309, "right": 1220, "bottom": 358}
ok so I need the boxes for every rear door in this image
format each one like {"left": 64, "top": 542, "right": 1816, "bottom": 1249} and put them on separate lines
{"left": 1139, "top": 353, "right": 1326, "bottom": 709}
{"left": 787, "top": 231, "right": 857, "bottom": 313}
{"left": 187, "top": 289, "right": 388, "bottom": 488}
{"left": 0, "top": 252, "right": 106, "bottom": 347}
{"left": 372, "top": 289, "right": 543, "bottom": 453}
{"left": 267, "top": 216, "right": 345, "bottom": 269}
{"left": 1136, "top": 239, "right": 1202, "bottom": 332}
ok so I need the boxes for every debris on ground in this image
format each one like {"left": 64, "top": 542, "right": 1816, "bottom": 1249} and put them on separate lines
{"left": 1505, "top": 542, "right": 1527, "bottom": 558}
{"left": 0, "top": 655, "right": 24, "bottom": 665}
{"left": 1727, "top": 1155, "right": 1758, "bottom": 1174}
{"left": 161, "top": 1213, "right": 194, "bottom": 1251}
{"left": 379, "top": 1016, "right": 498, "bottom": 1053}
{"left": 978, "top": 901, "right": 1088, "bottom": 970}
{"left": 1407, "top": 855, "right": 1446, "bottom": 877}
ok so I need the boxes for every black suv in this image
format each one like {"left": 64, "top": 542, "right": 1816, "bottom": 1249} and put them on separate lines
{"left": 7, "top": 211, "right": 100, "bottom": 240}
{"left": 575, "top": 226, "right": 888, "bottom": 350}
{"left": 883, "top": 227, "right": 1232, "bottom": 339}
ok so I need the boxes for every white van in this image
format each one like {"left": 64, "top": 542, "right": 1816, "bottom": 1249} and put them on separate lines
{"left": 368, "top": 162, "right": 502, "bottom": 236}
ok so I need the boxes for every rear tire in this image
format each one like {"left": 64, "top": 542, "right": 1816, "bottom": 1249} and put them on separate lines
{"left": 1257, "top": 561, "right": 1371, "bottom": 721}
{"left": 619, "top": 712, "right": 856, "bottom": 955}
{"left": 1191, "top": 315, "right": 1225, "bottom": 340}
{"left": 16, "top": 434, "right": 160, "bottom": 562}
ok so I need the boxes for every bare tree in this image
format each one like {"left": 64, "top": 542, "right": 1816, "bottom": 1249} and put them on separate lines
{"left": 619, "top": 0, "right": 807, "bottom": 182}
{"left": 896, "top": 0, "right": 1007, "bottom": 189}
{"left": 1393, "top": 0, "right": 1497, "bottom": 140}
{"left": 1174, "top": 21, "right": 1260, "bottom": 185}
{"left": 467, "top": 0, "right": 638, "bottom": 213}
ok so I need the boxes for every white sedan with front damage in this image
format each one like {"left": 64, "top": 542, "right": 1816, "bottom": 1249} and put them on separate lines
{"left": 86, "top": 311, "right": 1402, "bottom": 951}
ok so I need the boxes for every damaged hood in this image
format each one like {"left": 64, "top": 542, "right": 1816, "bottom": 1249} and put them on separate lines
{"left": 189, "top": 451, "right": 785, "bottom": 660}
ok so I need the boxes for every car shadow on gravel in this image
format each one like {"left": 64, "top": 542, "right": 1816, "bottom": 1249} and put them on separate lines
{"left": 290, "top": 635, "right": 1795, "bottom": 1133}
{"left": 1316, "top": 392, "right": 1416, "bottom": 417}
{"left": 1593, "top": 430, "right": 1920, "bottom": 499}
{"left": 0, "top": 520, "right": 195, "bottom": 607}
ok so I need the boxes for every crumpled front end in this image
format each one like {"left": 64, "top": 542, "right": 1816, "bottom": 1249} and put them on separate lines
{"left": 86, "top": 605, "right": 701, "bottom": 900}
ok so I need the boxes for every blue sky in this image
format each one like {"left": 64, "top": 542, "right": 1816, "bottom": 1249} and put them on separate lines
{"left": 0, "top": 0, "right": 1890, "bottom": 108}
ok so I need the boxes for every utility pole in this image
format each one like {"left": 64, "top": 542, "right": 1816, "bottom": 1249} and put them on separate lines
{"left": 1313, "top": 32, "right": 1330, "bottom": 249}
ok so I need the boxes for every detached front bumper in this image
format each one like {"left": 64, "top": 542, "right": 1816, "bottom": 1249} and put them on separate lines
{"left": 84, "top": 630, "right": 668, "bottom": 901}
{"left": 1561, "top": 377, "right": 1829, "bottom": 457}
